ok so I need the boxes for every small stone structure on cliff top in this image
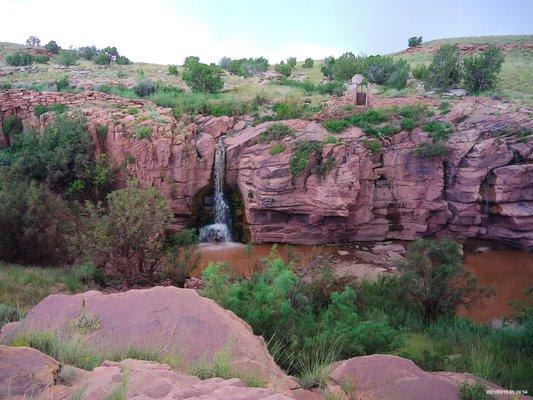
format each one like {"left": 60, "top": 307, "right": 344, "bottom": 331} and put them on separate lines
{"left": 1, "top": 89, "right": 531, "bottom": 249}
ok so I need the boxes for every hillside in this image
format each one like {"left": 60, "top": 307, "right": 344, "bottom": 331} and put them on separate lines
{"left": 392, "top": 35, "right": 533, "bottom": 104}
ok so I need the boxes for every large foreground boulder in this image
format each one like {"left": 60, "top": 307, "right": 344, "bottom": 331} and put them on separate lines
{"left": 325, "top": 355, "right": 531, "bottom": 400}
{"left": 0, "top": 286, "right": 297, "bottom": 390}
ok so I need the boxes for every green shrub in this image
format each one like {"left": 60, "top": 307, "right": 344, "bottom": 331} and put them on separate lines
{"left": 134, "top": 126, "right": 151, "bottom": 139}
{"left": 363, "top": 139, "right": 381, "bottom": 154}
{"left": 386, "top": 60, "right": 409, "bottom": 89}
{"left": 422, "top": 121, "right": 453, "bottom": 141}
{"left": 183, "top": 56, "right": 200, "bottom": 67}
{"left": 396, "top": 239, "right": 492, "bottom": 321}
{"left": 224, "top": 57, "right": 269, "bottom": 77}
{"left": 290, "top": 140, "right": 323, "bottom": 176}
{"left": 78, "top": 45, "right": 98, "bottom": 60}
{"left": 316, "top": 80, "right": 346, "bottom": 96}
{"left": 115, "top": 55, "right": 131, "bottom": 65}
{"left": 458, "top": 381, "right": 495, "bottom": 400}
{"left": 412, "top": 142, "right": 448, "bottom": 158}
{"left": 2, "top": 113, "right": 111, "bottom": 200}
{"left": 324, "top": 135, "right": 339, "bottom": 144}
{"left": 401, "top": 118, "right": 416, "bottom": 131}
{"left": 408, "top": 36, "right": 423, "bottom": 47}
{"left": 323, "top": 119, "right": 349, "bottom": 133}
{"left": 259, "top": 123, "right": 294, "bottom": 142}
{"left": 0, "top": 179, "right": 75, "bottom": 265}
{"left": 412, "top": 64, "right": 428, "bottom": 80}
{"left": 2, "top": 115, "right": 23, "bottom": 136}
{"left": 34, "top": 103, "right": 67, "bottom": 117}
{"left": 0, "top": 302, "right": 21, "bottom": 328}
{"left": 44, "top": 40, "right": 60, "bottom": 53}
{"left": 57, "top": 49, "right": 79, "bottom": 66}
{"left": 463, "top": 46, "right": 505, "bottom": 93}
{"left": 275, "top": 61, "right": 294, "bottom": 77}
{"left": 5, "top": 52, "right": 33, "bottom": 66}
{"left": 97, "top": 124, "right": 108, "bottom": 138}
{"left": 270, "top": 143, "right": 285, "bottom": 155}
{"left": 302, "top": 58, "right": 314, "bottom": 68}
{"left": 93, "top": 52, "right": 110, "bottom": 65}
{"left": 182, "top": 62, "right": 223, "bottom": 93}
{"left": 80, "top": 182, "right": 172, "bottom": 282}
{"left": 56, "top": 75, "right": 69, "bottom": 91}
{"left": 97, "top": 84, "right": 138, "bottom": 99}
{"left": 321, "top": 56, "right": 336, "bottom": 78}
{"left": 331, "top": 52, "right": 364, "bottom": 81}
{"left": 168, "top": 65, "right": 179, "bottom": 76}
{"left": 133, "top": 80, "right": 155, "bottom": 97}
{"left": 32, "top": 54, "right": 50, "bottom": 64}
{"left": 163, "top": 228, "right": 199, "bottom": 286}
{"left": 272, "top": 101, "right": 303, "bottom": 120}
{"left": 425, "top": 44, "right": 462, "bottom": 90}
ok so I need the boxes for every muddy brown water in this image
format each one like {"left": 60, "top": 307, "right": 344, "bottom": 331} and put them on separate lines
{"left": 195, "top": 243, "right": 533, "bottom": 324}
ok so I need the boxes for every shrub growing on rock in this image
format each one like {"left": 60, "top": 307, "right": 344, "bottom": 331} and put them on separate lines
{"left": 2, "top": 115, "right": 23, "bottom": 137}
{"left": 463, "top": 46, "right": 505, "bottom": 93}
{"left": 80, "top": 182, "right": 173, "bottom": 282}
{"left": 259, "top": 123, "right": 294, "bottom": 142}
{"left": 331, "top": 52, "right": 364, "bottom": 81}
{"left": 290, "top": 140, "right": 323, "bottom": 177}
{"left": 321, "top": 56, "right": 336, "bottom": 79}
{"left": 275, "top": 61, "right": 294, "bottom": 77}
{"left": 78, "top": 45, "right": 98, "bottom": 60}
{"left": 408, "top": 36, "right": 423, "bottom": 47}
{"left": 163, "top": 228, "right": 199, "bottom": 286}
{"left": 425, "top": 44, "right": 462, "bottom": 91}
{"left": 412, "top": 64, "right": 428, "bottom": 80}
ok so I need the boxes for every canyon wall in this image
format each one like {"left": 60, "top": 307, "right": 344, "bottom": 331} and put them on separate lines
{"left": 1, "top": 90, "right": 531, "bottom": 249}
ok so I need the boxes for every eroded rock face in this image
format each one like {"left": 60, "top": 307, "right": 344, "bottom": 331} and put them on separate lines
{"left": 224, "top": 98, "right": 532, "bottom": 249}
{"left": 0, "top": 345, "right": 67, "bottom": 400}
{"left": 79, "top": 359, "right": 292, "bottom": 400}
{"left": 0, "top": 287, "right": 297, "bottom": 390}
{"left": 1, "top": 90, "right": 531, "bottom": 248}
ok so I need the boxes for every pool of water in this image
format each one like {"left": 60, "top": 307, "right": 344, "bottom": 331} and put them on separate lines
{"left": 195, "top": 242, "right": 533, "bottom": 324}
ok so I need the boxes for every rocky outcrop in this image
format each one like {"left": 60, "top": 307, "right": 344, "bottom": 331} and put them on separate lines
{"left": 0, "top": 287, "right": 297, "bottom": 390}
{"left": 1, "top": 90, "right": 531, "bottom": 248}
{"left": 323, "top": 355, "right": 530, "bottom": 400}
{"left": 0, "top": 345, "right": 67, "bottom": 400}
{"left": 71, "top": 358, "right": 292, "bottom": 400}
{"left": 224, "top": 98, "right": 532, "bottom": 249}
{"left": 0, "top": 346, "right": 292, "bottom": 400}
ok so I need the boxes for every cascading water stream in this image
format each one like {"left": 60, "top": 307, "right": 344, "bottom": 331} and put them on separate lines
{"left": 199, "top": 139, "right": 233, "bottom": 242}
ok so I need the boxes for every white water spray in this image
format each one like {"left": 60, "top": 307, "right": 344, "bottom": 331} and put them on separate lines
{"left": 199, "top": 139, "right": 232, "bottom": 242}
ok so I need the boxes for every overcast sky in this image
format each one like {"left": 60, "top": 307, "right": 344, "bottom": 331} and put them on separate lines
{"left": 1, "top": 0, "right": 531, "bottom": 65}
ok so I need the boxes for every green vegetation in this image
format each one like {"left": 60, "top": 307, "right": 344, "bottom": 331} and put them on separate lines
{"left": 34, "top": 103, "right": 67, "bottom": 117}
{"left": 270, "top": 143, "right": 285, "bottom": 155}
{"left": 57, "top": 49, "right": 79, "bottom": 66}
{"left": 408, "top": 36, "right": 423, "bottom": 47}
{"left": 0, "top": 264, "right": 98, "bottom": 319}
{"left": 463, "top": 47, "right": 505, "bottom": 93}
{"left": 425, "top": 44, "right": 463, "bottom": 90}
{"left": 5, "top": 52, "right": 48, "bottom": 66}
{"left": 275, "top": 58, "right": 296, "bottom": 77}
{"left": 44, "top": 40, "right": 60, "bottom": 53}
{"left": 163, "top": 228, "right": 199, "bottom": 286}
{"left": 79, "top": 182, "right": 172, "bottom": 283}
{"left": 200, "top": 240, "right": 533, "bottom": 392}
{"left": 221, "top": 57, "right": 269, "bottom": 77}
{"left": 134, "top": 125, "right": 151, "bottom": 139}
{"left": 278, "top": 77, "right": 346, "bottom": 96}
{"left": 259, "top": 123, "right": 294, "bottom": 142}
{"left": 182, "top": 58, "right": 223, "bottom": 93}
{"left": 303, "top": 58, "right": 314, "bottom": 68}
{"left": 133, "top": 80, "right": 155, "bottom": 97}
{"left": 458, "top": 381, "right": 495, "bottom": 400}
{"left": 168, "top": 64, "right": 178, "bottom": 76}
{"left": 290, "top": 140, "right": 323, "bottom": 176}
{"left": 363, "top": 139, "right": 381, "bottom": 154}
{"left": 1, "top": 115, "right": 23, "bottom": 137}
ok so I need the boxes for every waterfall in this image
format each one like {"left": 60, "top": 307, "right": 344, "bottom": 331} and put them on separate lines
{"left": 199, "top": 139, "right": 232, "bottom": 242}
